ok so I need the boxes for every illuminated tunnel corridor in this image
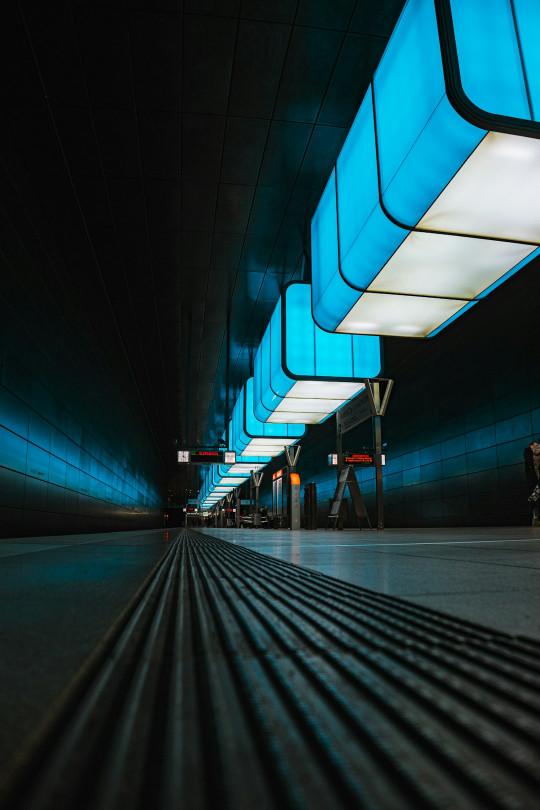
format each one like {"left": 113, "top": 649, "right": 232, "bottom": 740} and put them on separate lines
{"left": 1, "top": 0, "right": 540, "bottom": 808}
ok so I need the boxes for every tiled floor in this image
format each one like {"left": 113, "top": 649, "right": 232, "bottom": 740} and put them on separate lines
{"left": 1, "top": 524, "right": 539, "bottom": 774}
{"left": 0, "top": 528, "right": 172, "bottom": 764}
{"left": 198, "top": 526, "right": 540, "bottom": 641}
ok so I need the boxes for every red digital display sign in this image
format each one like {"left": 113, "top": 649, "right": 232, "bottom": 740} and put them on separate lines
{"left": 344, "top": 452, "right": 375, "bottom": 466}
{"left": 177, "top": 450, "right": 236, "bottom": 464}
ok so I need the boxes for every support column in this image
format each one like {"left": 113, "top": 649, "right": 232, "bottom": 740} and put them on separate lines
{"left": 372, "top": 382, "right": 384, "bottom": 531}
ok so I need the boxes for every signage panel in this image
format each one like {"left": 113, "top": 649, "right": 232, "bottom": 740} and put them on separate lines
{"left": 344, "top": 452, "right": 374, "bottom": 466}
{"left": 177, "top": 450, "right": 236, "bottom": 465}
{"left": 337, "top": 390, "right": 373, "bottom": 435}
{"left": 328, "top": 451, "right": 385, "bottom": 466}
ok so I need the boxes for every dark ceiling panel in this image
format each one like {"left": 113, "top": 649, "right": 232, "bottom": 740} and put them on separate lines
{"left": 268, "top": 235, "right": 304, "bottom": 281}
{"left": 181, "top": 181, "right": 218, "bottom": 231}
{"left": 182, "top": 269, "right": 209, "bottom": 300}
{"left": 273, "top": 26, "right": 344, "bottom": 123}
{"left": 127, "top": 0, "right": 182, "bottom": 10}
{"left": 144, "top": 180, "right": 182, "bottom": 230}
{"left": 182, "top": 15, "right": 237, "bottom": 115}
{"left": 129, "top": 11, "right": 183, "bottom": 111}
{"left": 206, "top": 268, "right": 233, "bottom": 304}
{"left": 202, "top": 293, "right": 228, "bottom": 325}
{"left": 247, "top": 186, "right": 291, "bottom": 237}
{"left": 258, "top": 120, "right": 313, "bottom": 187}
{"left": 296, "top": 0, "right": 357, "bottom": 30}
{"left": 209, "top": 232, "right": 245, "bottom": 271}
{"left": 350, "top": 0, "right": 406, "bottom": 36}
{"left": 93, "top": 108, "right": 141, "bottom": 179}
{"left": 139, "top": 111, "right": 182, "bottom": 180}
{"left": 318, "top": 32, "right": 387, "bottom": 127}
{"left": 181, "top": 230, "right": 213, "bottom": 269}
{"left": 228, "top": 20, "right": 291, "bottom": 118}
{"left": 241, "top": 0, "right": 297, "bottom": 24}
{"left": 107, "top": 178, "right": 147, "bottom": 230}
{"left": 0, "top": 3, "right": 43, "bottom": 107}
{"left": 21, "top": 5, "right": 84, "bottom": 108}
{"left": 74, "top": 6, "right": 134, "bottom": 109}
{"left": 214, "top": 184, "right": 255, "bottom": 233}
{"left": 147, "top": 231, "right": 181, "bottom": 268}
{"left": 117, "top": 228, "right": 152, "bottom": 268}
{"left": 5, "top": 106, "right": 65, "bottom": 180}
{"left": 296, "top": 124, "right": 349, "bottom": 190}
{"left": 220, "top": 117, "right": 270, "bottom": 185}
{"left": 184, "top": 0, "right": 240, "bottom": 15}
{"left": 182, "top": 114, "right": 226, "bottom": 183}
{"left": 238, "top": 234, "right": 275, "bottom": 275}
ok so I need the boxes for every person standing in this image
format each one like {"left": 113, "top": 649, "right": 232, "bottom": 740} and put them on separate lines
{"left": 524, "top": 439, "right": 540, "bottom": 527}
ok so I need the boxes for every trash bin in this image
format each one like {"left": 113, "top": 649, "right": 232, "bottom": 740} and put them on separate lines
{"left": 304, "top": 482, "right": 317, "bottom": 529}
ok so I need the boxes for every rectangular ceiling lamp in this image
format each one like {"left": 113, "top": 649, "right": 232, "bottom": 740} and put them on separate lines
{"left": 231, "top": 377, "right": 305, "bottom": 456}
{"left": 311, "top": 0, "right": 540, "bottom": 338}
{"left": 209, "top": 469, "right": 239, "bottom": 492}
{"left": 219, "top": 460, "right": 267, "bottom": 476}
{"left": 253, "top": 282, "right": 381, "bottom": 424}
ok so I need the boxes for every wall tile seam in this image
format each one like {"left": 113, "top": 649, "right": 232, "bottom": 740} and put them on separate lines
{"left": 0, "top": 427, "right": 161, "bottom": 500}
{"left": 0, "top": 420, "right": 158, "bottom": 480}
{"left": 0, "top": 379, "right": 159, "bottom": 472}
{"left": 0, "top": 462, "right": 161, "bottom": 506}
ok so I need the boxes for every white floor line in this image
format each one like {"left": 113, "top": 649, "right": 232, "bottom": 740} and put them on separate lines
{"left": 317, "top": 538, "right": 540, "bottom": 547}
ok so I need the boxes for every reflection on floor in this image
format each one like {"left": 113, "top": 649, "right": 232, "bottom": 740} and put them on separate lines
{"left": 198, "top": 526, "right": 540, "bottom": 641}
{"left": 0, "top": 528, "right": 172, "bottom": 765}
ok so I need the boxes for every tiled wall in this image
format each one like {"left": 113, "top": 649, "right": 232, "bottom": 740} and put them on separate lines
{"left": 0, "top": 281, "right": 163, "bottom": 538}
{"left": 256, "top": 262, "right": 540, "bottom": 528}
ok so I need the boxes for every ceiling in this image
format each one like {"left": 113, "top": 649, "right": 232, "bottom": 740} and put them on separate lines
{"left": 0, "top": 0, "right": 406, "bottom": 490}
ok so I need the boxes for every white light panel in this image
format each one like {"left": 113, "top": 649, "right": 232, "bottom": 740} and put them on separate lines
{"left": 419, "top": 132, "right": 540, "bottom": 243}
{"left": 339, "top": 292, "right": 468, "bottom": 338}
{"left": 369, "top": 230, "right": 533, "bottom": 299}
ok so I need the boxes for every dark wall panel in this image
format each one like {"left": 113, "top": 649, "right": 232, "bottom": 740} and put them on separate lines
{"left": 0, "top": 294, "right": 163, "bottom": 540}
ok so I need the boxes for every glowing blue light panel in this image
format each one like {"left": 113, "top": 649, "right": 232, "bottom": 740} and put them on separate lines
{"left": 254, "top": 282, "right": 381, "bottom": 424}
{"left": 198, "top": 450, "right": 270, "bottom": 505}
{"left": 311, "top": 0, "right": 540, "bottom": 338}
{"left": 231, "top": 377, "right": 304, "bottom": 456}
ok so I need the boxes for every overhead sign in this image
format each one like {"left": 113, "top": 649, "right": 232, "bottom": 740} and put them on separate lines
{"left": 345, "top": 451, "right": 374, "bottom": 466}
{"left": 337, "top": 390, "right": 373, "bottom": 435}
{"left": 328, "top": 451, "right": 385, "bottom": 467}
{"left": 337, "top": 379, "right": 393, "bottom": 436}
{"left": 177, "top": 450, "right": 236, "bottom": 464}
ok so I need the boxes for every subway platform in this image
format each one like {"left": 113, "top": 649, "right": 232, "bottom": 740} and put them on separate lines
{"left": 0, "top": 526, "right": 539, "bottom": 809}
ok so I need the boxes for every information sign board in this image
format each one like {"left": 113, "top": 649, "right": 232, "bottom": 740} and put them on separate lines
{"left": 177, "top": 450, "right": 236, "bottom": 464}
{"left": 328, "top": 452, "right": 385, "bottom": 467}
{"left": 344, "top": 452, "right": 374, "bottom": 466}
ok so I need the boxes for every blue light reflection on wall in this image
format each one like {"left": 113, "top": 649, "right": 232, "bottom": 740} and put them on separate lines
{"left": 0, "top": 355, "right": 162, "bottom": 536}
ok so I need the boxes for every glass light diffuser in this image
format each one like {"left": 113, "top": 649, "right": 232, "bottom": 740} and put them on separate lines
{"left": 311, "top": 0, "right": 540, "bottom": 338}
{"left": 198, "top": 454, "right": 270, "bottom": 504}
{"left": 254, "top": 282, "right": 381, "bottom": 424}
{"left": 230, "top": 378, "right": 304, "bottom": 457}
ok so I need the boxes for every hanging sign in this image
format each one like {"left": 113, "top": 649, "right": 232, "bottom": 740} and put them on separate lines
{"left": 177, "top": 450, "right": 236, "bottom": 464}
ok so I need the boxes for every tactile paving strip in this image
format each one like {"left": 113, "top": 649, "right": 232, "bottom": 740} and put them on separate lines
{"left": 2, "top": 528, "right": 540, "bottom": 809}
